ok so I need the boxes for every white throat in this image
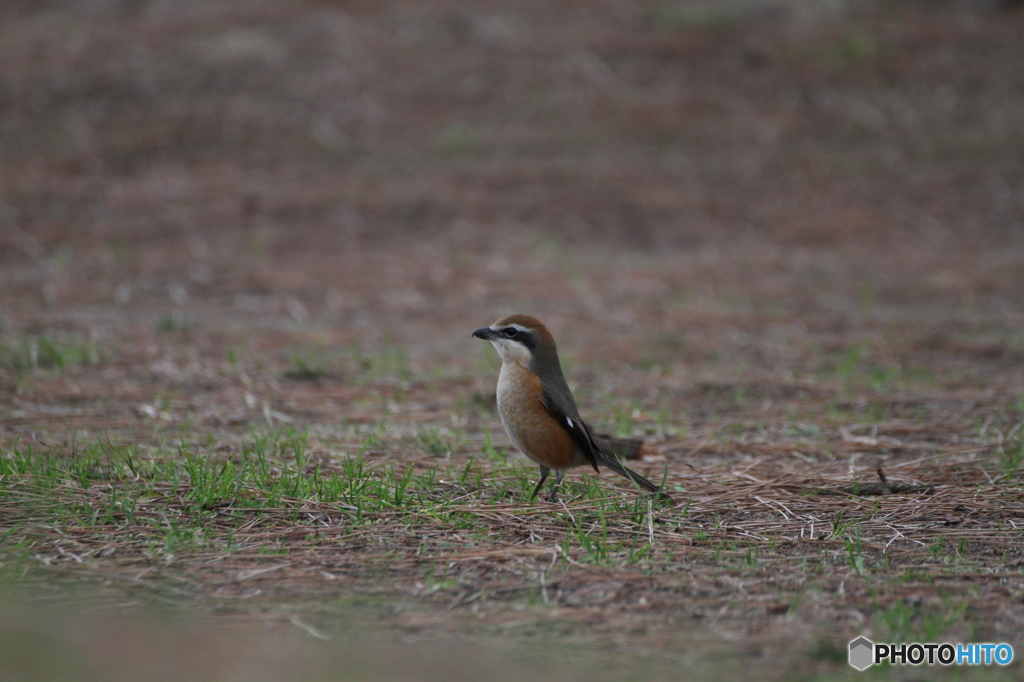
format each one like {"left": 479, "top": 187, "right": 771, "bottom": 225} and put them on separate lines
{"left": 488, "top": 338, "right": 532, "bottom": 368}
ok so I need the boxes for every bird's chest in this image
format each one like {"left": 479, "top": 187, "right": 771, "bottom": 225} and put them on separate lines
{"left": 495, "top": 363, "right": 540, "bottom": 448}
{"left": 495, "top": 362, "right": 577, "bottom": 468}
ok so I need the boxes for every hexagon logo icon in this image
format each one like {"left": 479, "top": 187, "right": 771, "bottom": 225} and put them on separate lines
{"left": 849, "top": 637, "right": 874, "bottom": 671}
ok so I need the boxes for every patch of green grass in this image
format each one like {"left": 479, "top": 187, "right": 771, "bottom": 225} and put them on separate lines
{"left": 480, "top": 425, "right": 508, "bottom": 465}
{"left": 829, "top": 510, "right": 853, "bottom": 538}
{"left": 434, "top": 123, "right": 484, "bottom": 156}
{"left": 825, "top": 343, "right": 929, "bottom": 397}
{"left": 0, "top": 334, "right": 100, "bottom": 371}
{"left": 923, "top": 601, "right": 969, "bottom": 641}
{"left": 651, "top": 5, "right": 739, "bottom": 32}
{"left": 817, "top": 32, "right": 885, "bottom": 69}
{"left": 610, "top": 404, "right": 640, "bottom": 438}
{"left": 282, "top": 352, "right": 332, "bottom": 381}
{"left": 0, "top": 430, "right": 468, "bottom": 542}
{"left": 561, "top": 501, "right": 654, "bottom": 568}
{"left": 279, "top": 342, "right": 414, "bottom": 384}
{"left": 348, "top": 342, "right": 411, "bottom": 381}
{"left": 155, "top": 312, "right": 194, "bottom": 333}
{"left": 999, "top": 436, "right": 1024, "bottom": 483}
{"left": 808, "top": 638, "right": 847, "bottom": 664}
{"left": 409, "top": 426, "right": 458, "bottom": 458}
{"left": 876, "top": 597, "right": 970, "bottom": 643}
{"left": 845, "top": 526, "right": 866, "bottom": 576}
{"left": 2, "top": 430, "right": 540, "bottom": 577}
{"left": 834, "top": 344, "right": 867, "bottom": 384}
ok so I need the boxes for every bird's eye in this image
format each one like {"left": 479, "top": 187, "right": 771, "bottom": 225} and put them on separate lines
{"left": 503, "top": 327, "right": 519, "bottom": 338}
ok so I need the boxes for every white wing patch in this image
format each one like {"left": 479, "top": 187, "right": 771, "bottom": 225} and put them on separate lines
{"left": 566, "top": 417, "right": 574, "bottom": 429}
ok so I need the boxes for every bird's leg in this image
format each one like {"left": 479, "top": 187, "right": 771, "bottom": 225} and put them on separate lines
{"left": 549, "top": 469, "right": 566, "bottom": 503}
{"left": 529, "top": 466, "right": 550, "bottom": 500}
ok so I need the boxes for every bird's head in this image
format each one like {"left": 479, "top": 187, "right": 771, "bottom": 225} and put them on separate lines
{"left": 472, "top": 313, "right": 559, "bottom": 370}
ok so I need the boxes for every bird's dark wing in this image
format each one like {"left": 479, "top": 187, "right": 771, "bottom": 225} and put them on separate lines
{"left": 540, "top": 389, "right": 601, "bottom": 473}
{"left": 541, "top": 388, "right": 669, "bottom": 499}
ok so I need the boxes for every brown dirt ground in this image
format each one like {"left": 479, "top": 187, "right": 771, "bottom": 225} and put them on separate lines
{"left": 2, "top": 0, "right": 1024, "bottom": 679}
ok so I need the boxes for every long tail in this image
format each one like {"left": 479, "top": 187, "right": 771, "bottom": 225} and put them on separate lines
{"left": 596, "top": 451, "right": 673, "bottom": 503}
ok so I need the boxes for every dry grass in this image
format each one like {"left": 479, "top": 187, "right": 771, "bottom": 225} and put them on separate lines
{"left": 3, "top": 389, "right": 1024, "bottom": 676}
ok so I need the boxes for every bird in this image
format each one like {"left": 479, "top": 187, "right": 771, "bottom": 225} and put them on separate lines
{"left": 473, "top": 313, "right": 672, "bottom": 503}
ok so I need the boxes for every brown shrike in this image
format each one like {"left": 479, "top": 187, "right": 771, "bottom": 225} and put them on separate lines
{"left": 474, "top": 314, "right": 672, "bottom": 503}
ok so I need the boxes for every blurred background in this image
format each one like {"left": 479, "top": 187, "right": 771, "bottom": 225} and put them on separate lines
{"left": 2, "top": 0, "right": 1021, "bottom": 366}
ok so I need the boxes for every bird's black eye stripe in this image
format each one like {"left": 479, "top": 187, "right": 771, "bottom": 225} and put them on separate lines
{"left": 499, "top": 326, "right": 537, "bottom": 349}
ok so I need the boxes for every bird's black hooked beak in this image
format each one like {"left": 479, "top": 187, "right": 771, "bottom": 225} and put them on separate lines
{"left": 472, "top": 327, "right": 498, "bottom": 340}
